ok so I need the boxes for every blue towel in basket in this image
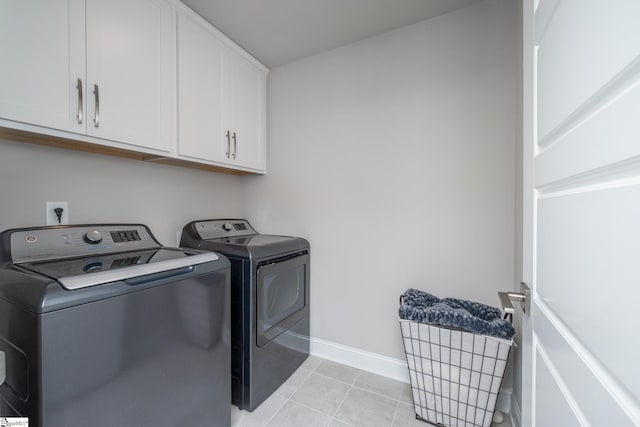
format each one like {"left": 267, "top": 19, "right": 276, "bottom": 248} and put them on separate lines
{"left": 399, "top": 288, "right": 515, "bottom": 340}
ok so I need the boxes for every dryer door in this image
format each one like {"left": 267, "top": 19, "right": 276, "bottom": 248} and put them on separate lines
{"left": 256, "top": 253, "right": 309, "bottom": 347}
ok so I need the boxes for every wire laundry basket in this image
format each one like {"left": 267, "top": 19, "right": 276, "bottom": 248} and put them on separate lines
{"left": 400, "top": 311, "right": 512, "bottom": 427}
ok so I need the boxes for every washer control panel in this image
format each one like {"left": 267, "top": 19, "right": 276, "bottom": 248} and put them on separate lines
{"left": 194, "top": 219, "right": 256, "bottom": 240}
{"left": 10, "top": 225, "right": 158, "bottom": 263}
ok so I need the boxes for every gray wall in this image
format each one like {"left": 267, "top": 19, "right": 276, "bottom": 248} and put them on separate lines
{"left": 0, "top": 0, "right": 518, "bottom": 377}
{"left": 244, "top": 0, "right": 518, "bottom": 360}
{"left": 0, "top": 138, "right": 246, "bottom": 246}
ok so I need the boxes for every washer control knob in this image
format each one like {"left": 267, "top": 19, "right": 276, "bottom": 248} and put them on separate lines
{"left": 222, "top": 223, "right": 234, "bottom": 231}
{"left": 84, "top": 230, "right": 103, "bottom": 244}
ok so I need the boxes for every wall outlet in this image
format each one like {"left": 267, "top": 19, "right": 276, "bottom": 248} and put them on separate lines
{"left": 46, "top": 201, "right": 69, "bottom": 225}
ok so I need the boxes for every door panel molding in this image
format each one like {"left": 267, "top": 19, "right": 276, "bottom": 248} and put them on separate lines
{"left": 536, "top": 157, "right": 640, "bottom": 196}
{"left": 536, "top": 0, "right": 640, "bottom": 142}
{"left": 535, "top": 345, "right": 584, "bottom": 427}
{"left": 537, "top": 183, "right": 640, "bottom": 401}
{"left": 534, "top": 301, "right": 639, "bottom": 426}
{"left": 536, "top": 73, "right": 640, "bottom": 188}
{"left": 534, "top": 0, "right": 561, "bottom": 46}
{"left": 538, "top": 55, "right": 640, "bottom": 150}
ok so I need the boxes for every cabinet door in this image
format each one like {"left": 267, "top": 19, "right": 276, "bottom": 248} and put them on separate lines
{"left": 223, "top": 49, "right": 266, "bottom": 171}
{"left": 85, "top": 0, "right": 173, "bottom": 152}
{"left": 177, "top": 14, "right": 225, "bottom": 162}
{"left": 0, "top": 0, "right": 85, "bottom": 134}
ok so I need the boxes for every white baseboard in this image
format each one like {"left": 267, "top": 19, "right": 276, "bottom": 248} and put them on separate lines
{"left": 510, "top": 393, "right": 522, "bottom": 427}
{"left": 309, "top": 337, "right": 410, "bottom": 383}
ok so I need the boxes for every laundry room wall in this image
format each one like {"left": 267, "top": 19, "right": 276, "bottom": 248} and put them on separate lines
{"left": 0, "top": 139, "right": 246, "bottom": 246}
{"left": 243, "top": 0, "right": 518, "bottom": 366}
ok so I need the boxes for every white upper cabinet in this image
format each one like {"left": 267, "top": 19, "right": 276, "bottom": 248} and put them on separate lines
{"left": 85, "top": 0, "right": 174, "bottom": 152}
{"left": 176, "top": 8, "right": 267, "bottom": 173}
{"left": 0, "top": 0, "right": 85, "bottom": 134}
{"left": 223, "top": 48, "right": 266, "bottom": 171}
{"left": 0, "top": 0, "right": 175, "bottom": 152}
{"left": 0, "top": 0, "right": 173, "bottom": 153}
{"left": 0, "top": 0, "right": 266, "bottom": 173}
{"left": 176, "top": 13, "right": 225, "bottom": 162}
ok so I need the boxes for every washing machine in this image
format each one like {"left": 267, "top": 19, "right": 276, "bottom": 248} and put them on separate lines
{"left": 0, "top": 224, "right": 230, "bottom": 427}
{"left": 180, "top": 219, "right": 309, "bottom": 411}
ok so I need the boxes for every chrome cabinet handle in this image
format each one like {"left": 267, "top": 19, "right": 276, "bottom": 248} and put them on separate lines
{"left": 93, "top": 84, "right": 100, "bottom": 127}
{"left": 76, "top": 78, "right": 83, "bottom": 124}
{"left": 225, "top": 131, "right": 231, "bottom": 158}
{"left": 232, "top": 132, "right": 237, "bottom": 159}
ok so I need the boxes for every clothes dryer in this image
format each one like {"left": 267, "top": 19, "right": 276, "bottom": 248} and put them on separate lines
{"left": 181, "top": 219, "right": 309, "bottom": 411}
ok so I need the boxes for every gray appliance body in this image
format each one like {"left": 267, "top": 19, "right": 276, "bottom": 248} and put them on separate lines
{"left": 180, "top": 219, "right": 309, "bottom": 411}
{"left": 0, "top": 224, "right": 230, "bottom": 427}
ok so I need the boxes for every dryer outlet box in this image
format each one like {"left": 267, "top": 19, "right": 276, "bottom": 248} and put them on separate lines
{"left": 46, "top": 201, "right": 69, "bottom": 225}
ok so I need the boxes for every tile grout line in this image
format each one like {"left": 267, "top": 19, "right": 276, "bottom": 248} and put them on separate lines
{"left": 388, "top": 383, "right": 408, "bottom": 427}
{"left": 269, "top": 365, "right": 316, "bottom": 425}
{"left": 330, "top": 370, "right": 361, "bottom": 424}
{"left": 286, "top": 368, "right": 313, "bottom": 399}
{"left": 311, "top": 358, "right": 360, "bottom": 426}
{"left": 309, "top": 370, "right": 357, "bottom": 386}
{"left": 282, "top": 398, "right": 350, "bottom": 425}
{"left": 259, "top": 396, "right": 289, "bottom": 427}
{"left": 389, "top": 398, "right": 402, "bottom": 427}
{"left": 237, "top": 365, "right": 311, "bottom": 426}
{"left": 267, "top": 359, "right": 338, "bottom": 426}
{"left": 312, "top": 361, "right": 407, "bottom": 426}
{"left": 350, "top": 384, "right": 406, "bottom": 403}
{"left": 282, "top": 363, "right": 356, "bottom": 426}
{"left": 312, "top": 367, "right": 408, "bottom": 400}
{"left": 256, "top": 365, "right": 316, "bottom": 427}
{"left": 312, "top": 360, "right": 363, "bottom": 384}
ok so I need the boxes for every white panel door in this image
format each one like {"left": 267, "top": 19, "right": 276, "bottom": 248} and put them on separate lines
{"left": 85, "top": 0, "right": 173, "bottom": 152}
{"left": 0, "top": 0, "right": 85, "bottom": 134}
{"left": 177, "top": 14, "right": 225, "bottom": 162}
{"left": 223, "top": 49, "right": 265, "bottom": 170}
{"left": 522, "top": 0, "right": 640, "bottom": 425}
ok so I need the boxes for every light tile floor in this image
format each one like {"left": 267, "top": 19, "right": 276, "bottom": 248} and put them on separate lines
{"left": 231, "top": 356, "right": 512, "bottom": 427}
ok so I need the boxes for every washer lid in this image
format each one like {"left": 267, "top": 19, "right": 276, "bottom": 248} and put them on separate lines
{"left": 19, "top": 248, "right": 218, "bottom": 290}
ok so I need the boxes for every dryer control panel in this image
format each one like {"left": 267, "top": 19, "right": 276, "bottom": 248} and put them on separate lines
{"left": 9, "top": 225, "right": 158, "bottom": 263}
{"left": 194, "top": 219, "right": 257, "bottom": 240}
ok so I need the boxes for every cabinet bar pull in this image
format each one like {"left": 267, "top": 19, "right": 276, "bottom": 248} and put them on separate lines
{"left": 93, "top": 84, "right": 100, "bottom": 128}
{"left": 232, "top": 132, "right": 237, "bottom": 159}
{"left": 76, "top": 78, "right": 83, "bottom": 124}
{"left": 225, "top": 131, "right": 231, "bottom": 158}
